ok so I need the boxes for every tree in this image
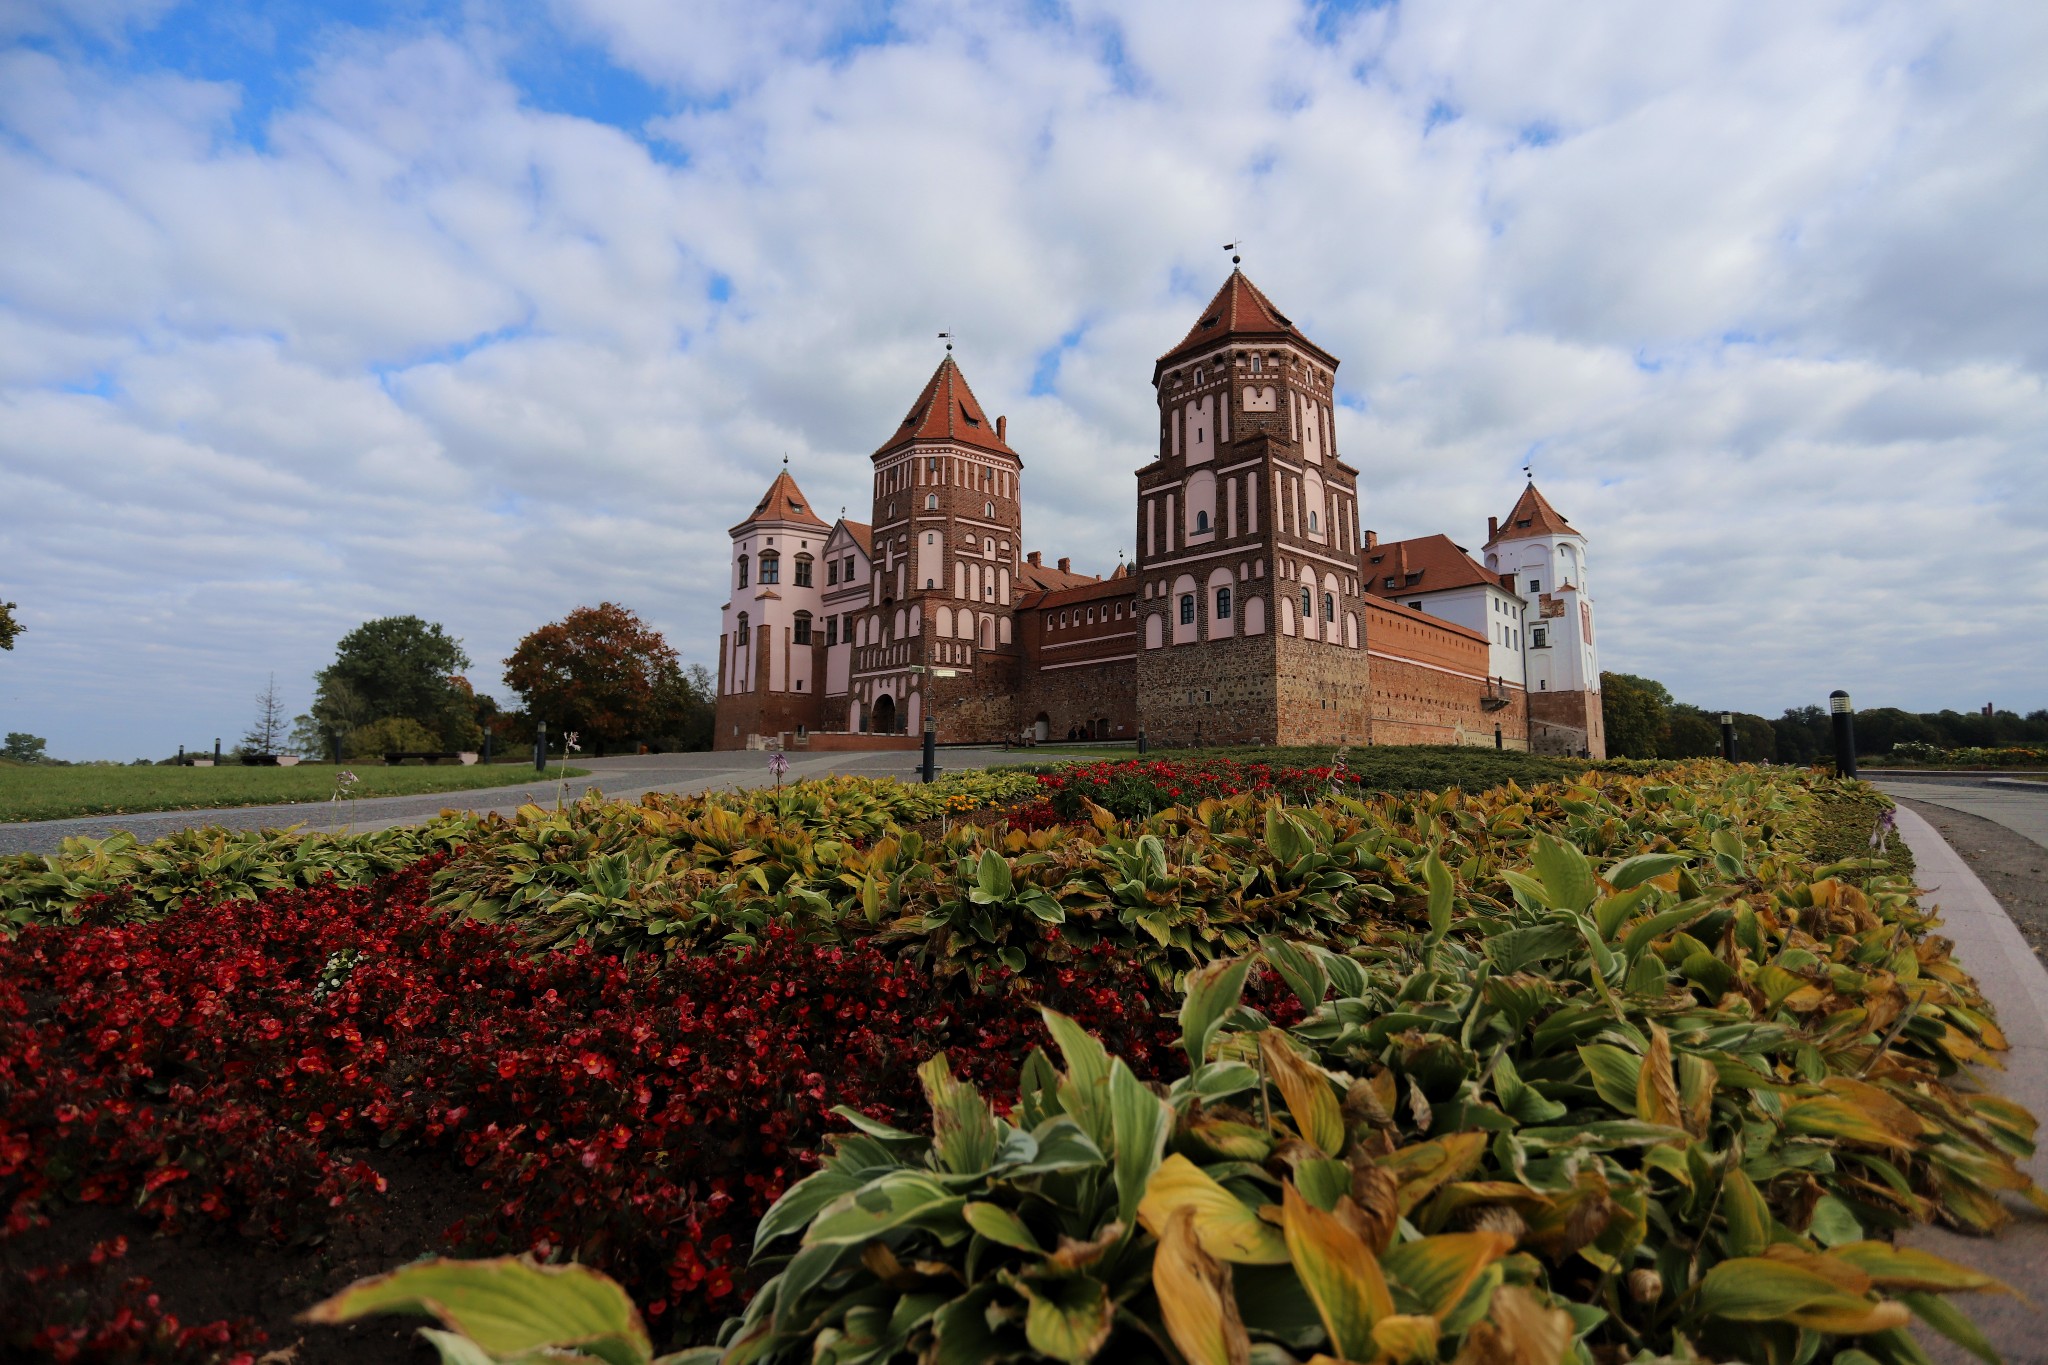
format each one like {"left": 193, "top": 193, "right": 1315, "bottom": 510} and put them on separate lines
{"left": 344, "top": 715, "right": 442, "bottom": 761}
{"left": 240, "top": 673, "right": 289, "bottom": 756}
{"left": 646, "top": 661, "right": 717, "bottom": 752}
{"left": 1773, "top": 706, "right": 1829, "bottom": 764}
{"left": 1661, "top": 704, "right": 1721, "bottom": 759}
{"left": 317, "top": 616, "right": 474, "bottom": 749}
{"left": 0, "top": 601, "right": 20, "bottom": 651}
{"left": 3, "top": 732, "right": 48, "bottom": 763}
{"left": 1601, "top": 672, "right": 1672, "bottom": 758}
{"left": 503, "top": 603, "right": 681, "bottom": 756}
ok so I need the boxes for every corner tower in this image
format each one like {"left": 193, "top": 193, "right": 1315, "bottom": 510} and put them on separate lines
{"left": 1134, "top": 271, "right": 1370, "bottom": 744}
{"left": 1485, "top": 481, "right": 1604, "bottom": 757}
{"left": 713, "top": 468, "right": 831, "bottom": 749}
{"left": 852, "top": 355, "right": 1025, "bottom": 741}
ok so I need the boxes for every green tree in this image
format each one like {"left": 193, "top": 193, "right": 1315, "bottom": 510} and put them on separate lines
{"left": 344, "top": 715, "right": 443, "bottom": 760}
{"left": 3, "top": 732, "right": 48, "bottom": 763}
{"left": 317, "top": 616, "right": 474, "bottom": 749}
{"left": 503, "top": 603, "right": 681, "bottom": 756}
{"left": 1601, "top": 672, "right": 1672, "bottom": 758}
{"left": 1732, "top": 712, "right": 1776, "bottom": 763}
{"left": 1661, "top": 704, "right": 1721, "bottom": 759}
{"left": 0, "top": 601, "right": 20, "bottom": 651}
{"left": 646, "top": 661, "right": 717, "bottom": 752}
{"left": 239, "top": 674, "right": 289, "bottom": 756}
{"left": 1773, "top": 706, "right": 1829, "bottom": 764}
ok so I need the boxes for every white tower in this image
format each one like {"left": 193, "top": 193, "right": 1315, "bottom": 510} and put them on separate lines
{"left": 1484, "top": 482, "right": 1604, "bottom": 757}
{"left": 714, "top": 468, "right": 831, "bottom": 748}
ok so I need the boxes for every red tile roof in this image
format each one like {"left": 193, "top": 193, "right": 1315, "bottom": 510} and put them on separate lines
{"left": 1486, "top": 482, "right": 1579, "bottom": 547}
{"left": 733, "top": 469, "right": 829, "bottom": 532}
{"left": 1019, "top": 573, "right": 1132, "bottom": 611}
{"left": 875, "top": 356, "right": 1016, "bottom": 459}
{"left": 1363, "top": 533, "right": 1508, "bottom": 598}
{"left": 835, "top": 520, "right": 873, "bottom": 557}
{"left": 1155, "top": 270, "right": 1336, "bottom": 374}
{"left": 1015, "top": 558, "right": 1102, "bottom": 595}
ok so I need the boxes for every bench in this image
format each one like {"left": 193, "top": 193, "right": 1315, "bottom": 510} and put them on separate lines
{"left": 383, "top": 751, "right": 462, "bottom": 765}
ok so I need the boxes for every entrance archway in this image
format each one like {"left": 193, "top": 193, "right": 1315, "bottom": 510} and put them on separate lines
{"left": 873, "top": 694, "right": 897, "bottom": 735}
{"left": 1033, "top": 712, "right": 1050, "bottom": 743}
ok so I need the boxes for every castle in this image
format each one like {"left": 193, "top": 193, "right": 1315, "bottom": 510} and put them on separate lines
{"left": 713, "top": 270, "right": 1605, "bottom": 758}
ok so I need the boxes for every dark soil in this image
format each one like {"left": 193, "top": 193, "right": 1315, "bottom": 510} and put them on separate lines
{"left": 1898, "top": 798, "right": 2048, "bottom": 957}
{"left": 0, "top": 1150, "right": 491, "bottom": 1365}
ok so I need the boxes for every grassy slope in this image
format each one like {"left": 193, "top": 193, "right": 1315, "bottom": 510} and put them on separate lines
{"left": 0, "top": 762, "right": 592, "bottom": 823}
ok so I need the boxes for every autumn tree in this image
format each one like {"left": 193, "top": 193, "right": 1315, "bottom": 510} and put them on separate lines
{"left": 503, "top": 603, "right": 681, "bottom": 756}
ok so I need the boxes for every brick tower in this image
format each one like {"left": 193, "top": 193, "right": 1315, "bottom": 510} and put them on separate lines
{"left": 1134, "top": 271, "right": 1371, "bottom": 744}
{"left": 851, "top": 355, "right": 1025, "bottom": 742}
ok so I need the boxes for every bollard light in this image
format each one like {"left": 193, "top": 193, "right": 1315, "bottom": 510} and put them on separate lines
{"left": 1829, "top": 691, "right": 1857, "bottom": 778}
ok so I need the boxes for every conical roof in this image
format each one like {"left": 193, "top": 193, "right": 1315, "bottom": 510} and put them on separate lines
{"left": 875, "top": 356, "right": 1016, "bottom": 458}
{"left": 733, "top": 468, "right": 829, "bottom": 534}
{"left": 1486, "top": 482, "right": 1580, "bottom": 547}
{"left": 1155, "top": 270, "right": 1336, "bottom": 376}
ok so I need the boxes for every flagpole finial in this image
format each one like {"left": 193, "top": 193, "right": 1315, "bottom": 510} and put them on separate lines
{"left": 938, "top": 330, "right": 953, "bottom": 353}
{"left": 1223, "top": 240, "right": 1242, "bottom": 266}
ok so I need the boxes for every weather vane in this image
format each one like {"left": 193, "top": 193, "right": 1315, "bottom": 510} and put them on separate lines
{"left": 1523, "top": 463, "right": 1532, "bottom": 482}
{"left": 1223, "top": 241, "right": 1242, "bottom": 266}
{"left": 938, "top": 330, "right": 953, "bottom": 353}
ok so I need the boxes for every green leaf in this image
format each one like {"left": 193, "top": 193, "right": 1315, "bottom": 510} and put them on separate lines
{"left": 1042, "top": 1009, "right": 1114, "bottom": 1147}
{"left": 1265, "top": 805, "right": 1313, "bottom": 866}
{"left": 1531, "top": 835, "right": 1597, "bottom": 913}
{"left": 1807, "top": 1195, "right": 1862, "bottom": 1248}
{"left": 1424, "top": 848, "right": 1454, "bottom": 943}
{"left": 1014, "top": 1274, "right": 1115, "bottom": 1363}
{"left": 920, "top": 1055, "right": 1000, "bottom": 1175}
{"left": 1900, "top": 1291, "right": 2000, "bottom": 1364}
{"left": 1261, "top": 937, "right": 1329, "bottom": 1013}
{"left": 1181, "top": 956, "right": 1255, "bottom": 1069}
{"left": 963, "top": 1201, "right": 1044, "bottom": 1254}
{"left": 1011, "top": 1118, "right": 1106, "bottom": 1177}
{"left": 1109, "top": 1059, "right": 1173, "bottom": 1227}
{"left": 973, "top": 847, "right": 1013, "bottom": 904}
{"left": 753, "top": 1169, "right": 863, "bottom": 1255}
{"left": 803, "top": 1170, "right": 966, "bottom": 1247}
{"left": 301, "top": 1257, "right": 652, "bottom": 1365}
{"left": 1577, "top": 1043, "right": 1644, "bottom": 1115}
{"left": 1603, "top": 852, "right": 1686, "bottom": 891}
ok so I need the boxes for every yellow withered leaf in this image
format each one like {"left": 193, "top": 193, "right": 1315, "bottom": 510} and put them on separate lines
{"left": 1153, "top": 1205, "right": 1252, "bottom": 1365}
{"left": 1280, "top": 1182, "right": 1393, "bottom": 1362}
{"left": 1450, "top": 1284, "right": 1574, "bottom": 1365}
{"left": 1382, "top": 1231, "right": 1516, "bottom": 1321}
{"left": 1636, "top": 1024, "right": 1685, "bottom": 1131}
{"left": 1818, "top": 1077, "right": 1926, "bottom": 1141}
{"left": 1829, "top": 1241, "right": 2011, "bottom": 1293}
{"left": 1377, "top": 1132, "right": 1489, "bottom": 1216}
{"left": 1138, "top": 1155, "right": 1291, "bottom": 1264}
{"left": 1370, "top": 1313, "right": 1442, "bottom": 1363}
{"left": 1698, "top": 1257, "right": 1911, "bottom": 1336}
{"left": 1780, "top": 1094, "right": 1915, "bottom": 1151}
{"left": 1261, "top": 1032, "right": 1347, "bottom": 1156}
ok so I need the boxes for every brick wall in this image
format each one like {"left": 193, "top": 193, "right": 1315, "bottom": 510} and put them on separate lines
{"left": 1529, "top": 688, "right": 1606, "bottom": 759}
{"left": 713, "top": 632, "right": 829, "bottom": 750}
{"left": 1363, "top": 598, "right": 1529, "bottom": 747}
{"left": 1137, "top": 631, "right": 1281, "bottom": 745}
{"left": 1018, "top": 581, "right": 1141, "bottom": 740}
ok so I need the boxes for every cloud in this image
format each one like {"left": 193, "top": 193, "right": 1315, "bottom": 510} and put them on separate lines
{"left": 1, "top": 0, "right": 2045, "bottom": 760}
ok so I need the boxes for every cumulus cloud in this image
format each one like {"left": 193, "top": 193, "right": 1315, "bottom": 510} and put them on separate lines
{"left": 0, "top": 0, "right": 2043, "bottom": 759}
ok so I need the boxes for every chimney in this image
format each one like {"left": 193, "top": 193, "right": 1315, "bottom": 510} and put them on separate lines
{"left": 1488, "top": 516, "right": 1499, "bottom": 541}
{"left": 996, "top": 415, "right": 1006, "bottom": 441}
{"left": 1057, "top": 557, "right": 1071, "bottom": 573}
{"left": 1364, "top": 529, "right": 1378, "bottom": 550}
{"left": 1027, "top": 550, "right": 1042, "bottom": 567}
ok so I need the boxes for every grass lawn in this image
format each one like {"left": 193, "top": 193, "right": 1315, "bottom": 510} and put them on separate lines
{"left": 0, "top": 761, "right": 592, "bottom": 823}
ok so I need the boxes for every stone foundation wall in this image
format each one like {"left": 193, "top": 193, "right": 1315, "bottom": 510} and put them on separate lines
{"left": 1530, "top": 688, "right": 1605, "bottom": 759}
{"left": 925, "top": 652, "right": 1023, "bottom": 744}
{"left": 1273, "top": 635, "right": 1375, "bottom": 746}
{"left": 1136, "top": 633, "right": 1281, "bottom": 746}
{"left": 1016, "top": 655, "right": 1139, "bottom": 741}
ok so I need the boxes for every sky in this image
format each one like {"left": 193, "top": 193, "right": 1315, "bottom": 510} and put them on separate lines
{"left": 2, "top": 0, "right": 2045, "bottom": 760}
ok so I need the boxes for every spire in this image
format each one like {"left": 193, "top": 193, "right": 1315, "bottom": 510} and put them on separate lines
{"left": 1485, "top": 482, "right": 1580, "bottom": 547}
{"left": 874, "top": 355, "right": 1016, "bottom": 459}
{"left": 1154, "top": 269, "right": 1336, "bottom": 376}
{"left": 733, "top": 468, "right": 829, "bottom": 533}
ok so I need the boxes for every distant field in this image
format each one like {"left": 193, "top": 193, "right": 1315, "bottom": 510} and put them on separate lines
{"left": 0, "top": 762, "right": 592, "bottom": 823}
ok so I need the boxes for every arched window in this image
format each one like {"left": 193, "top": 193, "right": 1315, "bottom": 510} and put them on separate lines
{"left": 1309, "top": 510, "right": 1319, "bottom": 533}
{"left": 1180, "top": 594, "right": 1196, "bottom": 625}
{"left": 1323, "top": 592, "right": 1335, "bottom": 622}
{"left": 1216, "top": 586, "right": 1232, "bottom": 619}
{"left": 981, "top": 616, "right": 994, "bottom": 648}
{"left": 737, "top": 555, "right": 749, "bottom": 588}
{"left": 758, "top": 551, "right": 780, "bottom": 585}
{"left": 794, "top": 554, "right": 813, "bottom": 587}
{"left": 736, "top": 612, "right": 750, "bottom": 645}
{"left": 1195, "top": 509, "right": 1210, "bottom": 533}
{"left": 1300, "top": 587, "right": 1312, "bottom": 621}
{"left": 793, "top": 611, "right": 813, "bottom": 645}
{"left": 925, "top": 493, "right": 939, "bottom": 510}
{"left": 985, "top": 501, "right": 995, "bottom": 517}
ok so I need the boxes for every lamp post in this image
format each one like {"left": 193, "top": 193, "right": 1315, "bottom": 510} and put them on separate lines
{"left": 1829, "top": 692, "right": 1857, "bottom": 778}
{"left": 534, "top": 719, "right": 548, "bottom": 774}
{"left": 1720, "top": 712, "right": 1736, "bottom": 762}
{"left": 921, "top": 715, "right": 937, "bottom": 784}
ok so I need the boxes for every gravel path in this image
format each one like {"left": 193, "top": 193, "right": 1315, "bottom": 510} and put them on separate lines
{"left": 0, "top": 747, "right": 1031, "bottom": 856}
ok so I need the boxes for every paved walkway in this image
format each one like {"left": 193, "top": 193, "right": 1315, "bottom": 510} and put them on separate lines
{"left": 1869, "top": 772, "right": 2048, "bottom": 853}
{"left": 0, "top": 747, "right": 1033, "bottom": 856}
{"left": 1891, "top": 803, "right": 2048, "bottom": 1361}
